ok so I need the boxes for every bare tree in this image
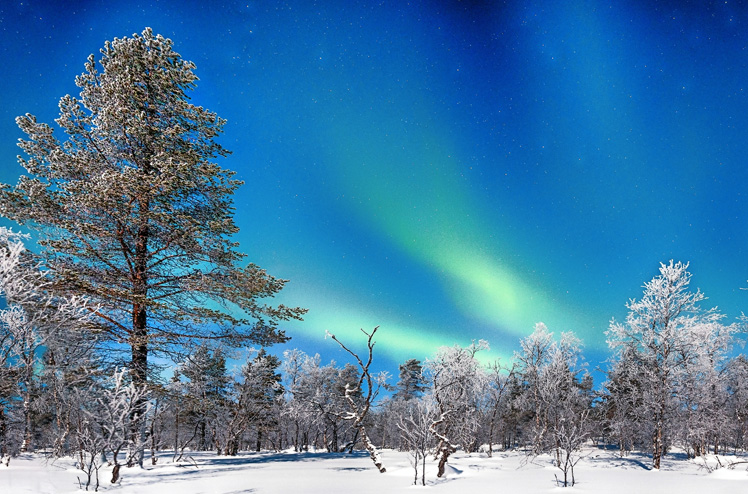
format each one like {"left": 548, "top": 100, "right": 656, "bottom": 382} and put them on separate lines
{"left": 554, "top": 410, "right": 591, "bottom": 487}
{"left": 397, "top": 398, "right": 432, "bottom": 486}
{"left": 327, "top": 327, "right": 387, "bottom": 473}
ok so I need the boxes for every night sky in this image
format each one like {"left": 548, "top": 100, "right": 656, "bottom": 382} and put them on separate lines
{"left": 2, "top": 1, "right": 748, "bottom": 376}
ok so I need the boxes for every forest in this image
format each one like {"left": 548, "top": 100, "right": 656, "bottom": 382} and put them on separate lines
{"left": 1, "top": 29, "right": 747, "bottom": 491}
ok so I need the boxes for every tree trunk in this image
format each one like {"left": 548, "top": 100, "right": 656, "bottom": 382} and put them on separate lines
{"left": 19, "top": 355, "right": 34, "bottom": 453}
{"left": 128, "top": 194, "right": 150, "bottom": 467}
{"left": 173, "top": 408, "right": 180, "bottom": 462}
{"left": 359, "top": 425, "right": 386, "bottom": 473}
{"left": 0, "top": 408, "right": 6, "bottom": 458}
{"left": 421, "top": 449, "right": 426, "bottom": 486}
{"left": 487, "top": 416, "right": 496, "bottom": 457}
{"left": 150, "top": 417, "right": 158, "bottom": 465}
{"left": 652, "top": 417, "right": 663, "bottom": 470}
{"left": 652, "top": 372, "right": 668, "bottom": 471}
{"left": 436, "top": 442, "right": 455, "bottom": 478}
{"left": 199, "top": 420, "right": 206, "bottom": 450}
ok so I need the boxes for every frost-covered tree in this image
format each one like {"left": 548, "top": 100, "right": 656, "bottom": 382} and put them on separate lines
{"left": 515, "top": 323, "right": 555, "bottom": 454}
{"left": 606, "top": 261, "right": 727, "bottom": 469}
{"left": 39, "top": 314, "right": 100, "bottom": 457}
{"left": 602, "top": 346, "right": 648, "bottom": 455}
{"left": 0, "top": 227, "right": 93, "bottom": 455}
{"left": 0, "top": 228, "right": 43, "bottom": 455}
{"left": 540, "top": 332, "right": 589, "bottom": 486}
{"left": 0, "top": 29, "right": 306, "bottom": 459}
{"left": 396, "top": 398, "right": 433, "bottom": 486}
{"left": 280, "top": 349, "right": 315, "bottom": 452}
{"left": 674, "top": 317, "right": 734, "bottom": 457}
{"left": 0, "top": 315, "right": 20, "bottom": 459}
{"left": 236, "top": 349, "right": 284, "bottom": 452}
{"left": 425, "top": 340, "right": 488, "bottom": 477}
{"left": 211, "top": 349, "right": 284, "bottom": 455}
{"left": 725, "top": 356, "right": 748, "bottom": 451}
{"left": 515, "top": 323, "right": 591, "bottom": 486}
{"left": 483, "top": 360, "right": 516, "bottom": 457}
{"left": 368, "top": 358, "right": 428, "bottom": 452}
{"left": 280, "top": 350, "right": 354, "bottom": 453}
{"left": 74, "top": 369, "right": 150, "bottom": 489}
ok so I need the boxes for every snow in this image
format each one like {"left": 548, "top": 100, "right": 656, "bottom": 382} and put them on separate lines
{"left": 2, "top": 447, "right": 748, "bottom": 493}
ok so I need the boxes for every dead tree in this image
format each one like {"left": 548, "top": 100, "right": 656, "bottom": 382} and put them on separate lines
{"left": 327, "top": 327, "right": 387, "bottom": 473}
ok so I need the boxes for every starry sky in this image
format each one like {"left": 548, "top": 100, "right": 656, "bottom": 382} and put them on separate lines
{"left": 2, "top": 0, "right": 748, "bottom": 377}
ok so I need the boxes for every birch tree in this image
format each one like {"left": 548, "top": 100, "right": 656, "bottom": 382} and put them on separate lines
{"left": 0, "top": 227, "right": 93, "bottom": 455}
{"left": 396, "top": 398, "right": 432, "bottom": 486}
{"left": 606, "top": 261, "right": 726, "bottom": 469}
{"left": 515, "top": 323, "right": 555, "bottom": 454}
{"left": 425, "top": 341, "right": 488, "bottom": 477}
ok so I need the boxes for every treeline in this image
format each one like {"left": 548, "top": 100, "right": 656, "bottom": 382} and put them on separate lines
{"left": 2, "top": 224, "right": 746, "bottom": 488}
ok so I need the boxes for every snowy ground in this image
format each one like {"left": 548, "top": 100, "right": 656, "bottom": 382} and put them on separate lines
{"left": 2, "top": 446, "right": 748, "bottom": 493}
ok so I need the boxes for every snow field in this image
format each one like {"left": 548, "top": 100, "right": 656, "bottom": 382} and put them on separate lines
{"left": 2, "top": 446, "right": 748, "bottom": 493}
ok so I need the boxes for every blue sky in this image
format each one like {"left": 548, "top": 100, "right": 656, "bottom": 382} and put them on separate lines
{"left": 2, "top": 0, "right": 748, "bottom": 377}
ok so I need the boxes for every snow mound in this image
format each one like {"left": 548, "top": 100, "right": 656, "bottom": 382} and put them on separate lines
{"left": 442, "top": 464, "right": 463, "bottom": 476}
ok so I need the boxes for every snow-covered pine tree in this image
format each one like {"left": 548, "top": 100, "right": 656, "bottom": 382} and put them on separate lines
{"left": 238, "top": 349, "right": 283, "bottom": 452}
{"left": 0, "top": 29, "right": 306, "bottom": 461}
{"left": 177, "top": 345, "right": 231, "bottom": 452}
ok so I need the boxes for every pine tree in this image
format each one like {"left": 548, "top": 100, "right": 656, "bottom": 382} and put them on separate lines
{"left": 393, "top": 359, "right": 426, "bottom": 402}
{"left": 0, "top": 28, "right": 306, "bottom": 392}
{"left": 237, "top": 349, "right": 283, "bottom": 452}
{"left": 178, "top": 345, "right": 230, "bottom": 451}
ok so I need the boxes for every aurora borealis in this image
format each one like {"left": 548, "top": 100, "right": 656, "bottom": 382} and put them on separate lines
{"left": 2, "top": 1, "right": 748, "bottom": 373}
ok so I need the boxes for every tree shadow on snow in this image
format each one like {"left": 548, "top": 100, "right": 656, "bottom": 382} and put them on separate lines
{"left": 209, "top": 450, "right": 370, "bottom": 466}
{"left": 159, "top": 450, "right": 370, "bottom": 469}
{"left": 588, "top": 454, "right": 653, "bottom": 471}
{"left": 132, "top": 451, "right": 373, "bottom": 486}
